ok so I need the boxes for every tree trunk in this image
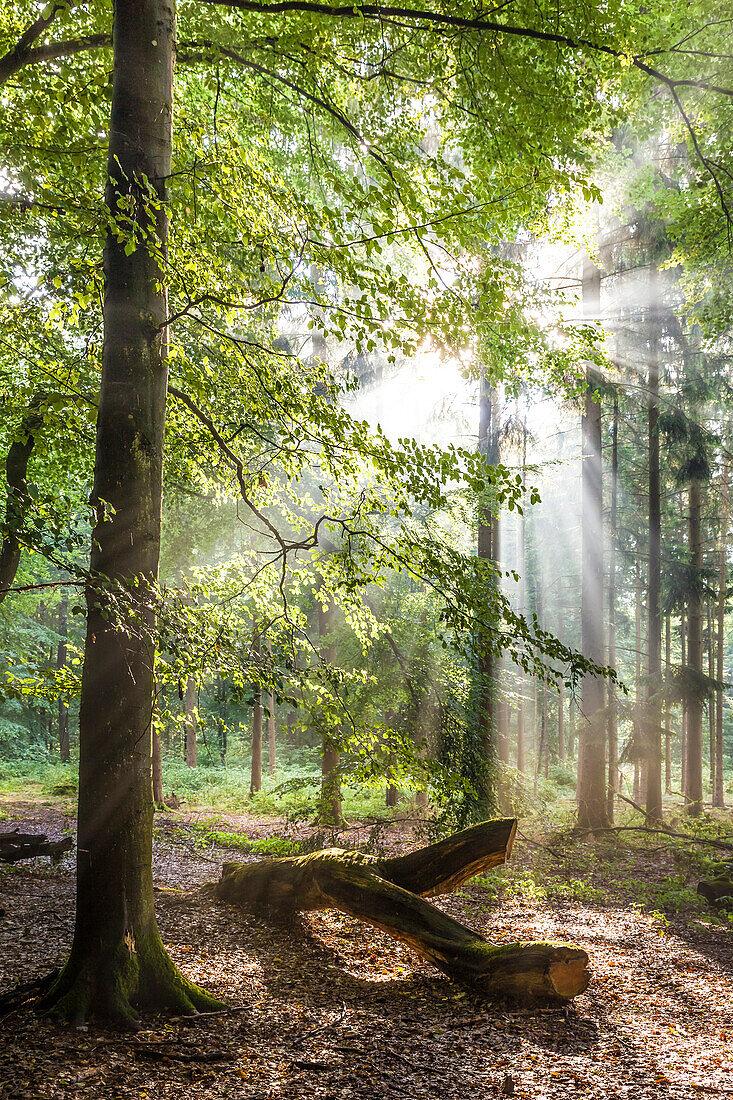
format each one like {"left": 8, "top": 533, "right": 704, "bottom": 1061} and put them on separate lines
{"left": 476, "top": 371, "right": 499, "bottom": 810}
{"left": 515, "top": 412, "right": 527, "bottom": 774}
{"left": 214, "top": 819, "right": 589, "bottom": 1002}
{"left": 681, "top": 609, "right": 687, "bottom": 795}
{"left": 57, "top": 590, "right": 70, "bottom": 764}
{"left": 704, "top": 602, "right": 708, "bottom": 800}
{"left": 633, "top": 566, "right": 642, "bottom": 804}
{"left": 266, "top": 641, "right": 276, "bottom": 775}
{"left": 152, "top": 725, "right": 164, "bottom": 807}
{"left": 41, "top": 0, "right": 220, "bottom": 1024}
{"left": 317, "top": 590, "right": 343, "bottom": 827}
{"left": 250, "top": 626, "right": 263, "bottom": 796}
{"left": 686, "top": 478, "right": 704, "bottom": 816}
{"left": 714, "top": 464, "right": 728, "bottom": 808}
{"left": 184, "top": 677, "right": 198, "bottom": 769}
{"left": 558, "top": 680, "right": 565, "bottom": 766}
{"left": 607, "top": 391, "right": 618, "bottom": 821}
{"left": 646, "top": 276, "right": 663, "bottom": 823}
{"left": 665, "top": 616, "right": 672, "bottom": 794}
{"left": 577, "top": 257, "right": 608, "bottom": 830}
{"left": 0, "top": 393, "right": 49, "bottom": 603}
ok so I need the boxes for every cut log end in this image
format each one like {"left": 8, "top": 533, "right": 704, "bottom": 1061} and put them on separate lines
{"left": 464, "top": 941, "right": 590, "bottom": 1002}
{"left": 547, "top": 947, "right": 590, "bottom": 1000}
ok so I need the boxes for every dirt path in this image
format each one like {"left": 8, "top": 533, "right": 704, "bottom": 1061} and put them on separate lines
{"left": 1, "top": 802, "right": 731, "bottom": 1099}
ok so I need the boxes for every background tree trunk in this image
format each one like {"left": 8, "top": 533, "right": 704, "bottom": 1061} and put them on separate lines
{"left": 184, "top": 676, "right": 198, "bottom": 769}
{"left": 646, "top": 274, "right": 663, "bottom": 822}
{"left": 318, "top": 589, "right": 343, "bottom": 827}
{"left": 57, "top": 589, "right": 70, "bottom": 764}
{"left": 577, "top": 257, "right": 608, "bottom": 830}
{"left": 686, "top": 478, "right": 704, "bottom": 815}
{"left": 250, "top": 625, "right": 263, "bottom": 797}
{"left": 607, "top": 392, "right": 618, "bottom": 821}
{"left": 266, "top": 640, "right": 276, "bottom": 775}
{"left": 715, "top": 464, "right": 729, "bottom": 808}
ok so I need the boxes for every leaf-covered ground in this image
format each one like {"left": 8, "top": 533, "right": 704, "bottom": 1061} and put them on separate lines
{"left": 1, "top": 796, "right": 732, "bottom": 1100}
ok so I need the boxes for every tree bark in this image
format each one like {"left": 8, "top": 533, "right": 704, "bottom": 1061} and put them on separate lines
{"left": 686, "top": 478, "right": 704, "bottom": 815}
{"left": 317, "top": 589, "right": 343, "bottom": 827}
{"left": 680, "top": 609, "right": 687, "bottom": 795}
{"left": 633, "top": 565, "right": 642, "bottom": 804}
{"left": 266, "top": 640, "right": 276, "bottom": 776}
{"left": 714, "top": 463, "right": 729, "bottom": 808}
{"left": 57, "top": 590, "right": 70, "bottom": 763}
{"left": 646, "top": 274, "right": 663, "bottom": 823}
{"left": 0, "top": 393, "right": 49, "bottom": 603}
{"left": 577, "top": 257, "right": 608, "bottom": 830}
{"left": 665, "top": 616, "right": 672, "bottom": 795}
{"left": 704, "top": 602, "right": 708, "bottom": 800}
{"left": 41, "top": 0, "right": 220, "bottom": 1024}
{"left": 184, "top": 676, "right": 198, "bottom": 769}
{"left": 250, "top": 625, "right": 263, "bottom": 795}
{"left": 606, "top": 391, "right": 618, "bottom": 821}
{"left": 214, "top": 819, "right": 589, "bottom": 1002}
{"left": 476, "top": 371, "right": 499, "bottom": 809}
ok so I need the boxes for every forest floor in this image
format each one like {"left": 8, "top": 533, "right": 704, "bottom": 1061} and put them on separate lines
{"left": 0, "top": 792, "right": 732, "bottom": 1100}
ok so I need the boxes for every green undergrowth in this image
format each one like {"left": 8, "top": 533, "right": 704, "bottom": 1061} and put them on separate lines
{"left": 467, "top": 804, "right": 733, "bottom": 926}
{"left": 161, "top": 754, "right": 410, "bottom": 823}
{"left": 178, "top": 820, "right": 301, "bottom": 858}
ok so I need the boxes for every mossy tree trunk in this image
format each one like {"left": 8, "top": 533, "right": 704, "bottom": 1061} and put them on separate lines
{"left": 41, "top": 0, "right": 221, "bottom": 1025}
{"left": 214, "top": 820, "right": 590, "bottom": 1002}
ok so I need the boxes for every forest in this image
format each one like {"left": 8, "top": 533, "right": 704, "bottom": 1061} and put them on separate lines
{"left": 0, "top": 0, "right": 732, "bottom": 1097}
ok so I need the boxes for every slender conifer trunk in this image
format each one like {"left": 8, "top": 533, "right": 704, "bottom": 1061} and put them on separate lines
{"left": 665, "top": 616, "right": 672, "bottom": 794}
{"left": 607, "top": 392, "right": 618, "bottom": 821}
{"left": 577, "top": 257, "right": 608, "bottom": 830}
{"left": 686, "top": 478, "right": 704, "bottom": 815}
{"left": 646, "top": 270, "right": 663, "bottom": 822}
{"left": 715, "top": 464, "right": 729, "bottom": 808}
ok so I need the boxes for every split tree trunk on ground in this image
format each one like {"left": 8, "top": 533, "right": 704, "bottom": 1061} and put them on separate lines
{"left": 213, "top": 819, "right": 590, "bottom": 1002}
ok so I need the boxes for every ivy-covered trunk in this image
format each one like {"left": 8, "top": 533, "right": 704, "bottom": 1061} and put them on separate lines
{"left": 42, "top": 0, "right": 220, "bottom": 1024}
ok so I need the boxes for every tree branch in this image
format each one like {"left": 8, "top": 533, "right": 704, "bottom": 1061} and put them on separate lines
{"left": 0, "top": 4, "right": 107, "bottom": 87}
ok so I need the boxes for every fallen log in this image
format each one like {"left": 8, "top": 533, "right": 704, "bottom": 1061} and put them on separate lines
{"left": 213, "top": 819, "right": 590, "bottom": 1002}
{"left": 0, "top": 829, "right": 73, "bottom": 864}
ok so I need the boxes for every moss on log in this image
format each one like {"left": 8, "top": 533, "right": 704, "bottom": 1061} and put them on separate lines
{"left": 213, "top": 819, "right": 590, "bottom": 1002}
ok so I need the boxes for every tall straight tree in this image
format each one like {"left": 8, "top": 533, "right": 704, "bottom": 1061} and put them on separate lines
{"left": 577, "top": 256, "right": 609, "bottom": 830}
{"left": 714, "top": 462, "right": 729, "bottom": 808}
{"left": 646, "top": 266, "right": 663, "bottom": 822}
{"left": 476, "top": 369, "right": 500, "bottom": 805}
{"left": 606, "top": 390, "right": 619, "bottom": 821}
{"left": 42, "top": 0, "right": 220, "bottom": 1023}
{"left": 686, "top": 473, "right": 704, "bottom": 815}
